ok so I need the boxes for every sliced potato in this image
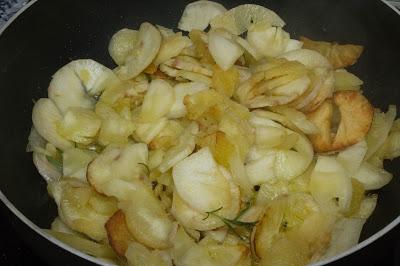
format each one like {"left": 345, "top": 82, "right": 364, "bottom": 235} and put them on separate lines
{"left": 300, "top": 36, "right": 363, "bottom": 69}
{"left": 87, "top": 143, "right": 148, "bottom": 194}
{"left": 178, "top": 0, "right": 227, "bottom": 31}
{"left": 45, "top": 230, "right": 116, "bottom": 259}
{"left": 140, "top": 79, "right": 174, "bottom": 122}
{"left": 58, "top": 107, "right": 101, "bottom": 145}
{"left": 108, "top": 28, "right": 139, "bottom": 65}
{"left": 116, "top": 22, "right": 162, "bottom": 80}
{"left": 208, "top": 29, "right": 244, "bottom": 71}
{"left": 32, "top": 98, "right": 73, "bottom": 150}
{"left": 210, "top": 4, "right": 285, "bottom": 35}
{"left": 172, "top": 147, "right": 232, "bottom": 212}
{"left": 105, "top": 210, "right": 135, "bottom": 257}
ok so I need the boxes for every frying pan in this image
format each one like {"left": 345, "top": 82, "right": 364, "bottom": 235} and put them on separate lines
{"left": 0, "top": 0, "right": 399, "bottom": 265}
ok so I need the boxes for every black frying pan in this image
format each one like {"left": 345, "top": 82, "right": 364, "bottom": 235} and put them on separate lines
{"left": 0, "top": 0, "right": 399, "bottom": 265}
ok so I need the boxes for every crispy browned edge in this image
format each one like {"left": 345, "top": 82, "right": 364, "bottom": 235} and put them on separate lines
{"left": 307, "top": 91, "right": 373, "bottom": 152}
{"left": 105, "top": 210, "right": 134, "bottom": 257}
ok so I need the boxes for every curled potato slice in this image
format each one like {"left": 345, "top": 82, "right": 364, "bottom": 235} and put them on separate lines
{"left": 108, "top": 28, "right": 139, "bottom": 65}
{"left": 307, "top": 91, "right": 373, "bottom": 152}
{"left": 278, "top": 48, "right": 331, "bottom": 69}
{"left": 210, "top": 4, "right": 285, "bottom": 35}
{"left": 300, "top": 36, "right": 363, "bottom": 69}
{"left": 48, "top": 178, "right": 118, "bottom": 242}
{"left": 32, "top": 98, "right": 73, "bottom": 150}
{"left": 118, "top": 183, "right": 173, "bottom": 249}
{"left": 236, "top": 58, "right": 311, "bottom": 108}
{"left": 49, "top": 59, "right": 118, "bottom": 114}
{"left": 105, "top": 210, "right": 135, "bottom": 257}
{"left": 178, "top": 0, "right": 227, "bottom": 31}
{"left": 172, "top": 147, "right": 232, "bottom": 212}
{"left": 116, "top": 22, "right": 162, "bottom": 80}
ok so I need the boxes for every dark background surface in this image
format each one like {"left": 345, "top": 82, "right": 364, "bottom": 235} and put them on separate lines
{"left": 1, "top": 0, "right": 400, "bottom": 265}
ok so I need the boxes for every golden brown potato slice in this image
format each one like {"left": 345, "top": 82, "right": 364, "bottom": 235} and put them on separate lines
{"left": 307, "top": 100, "right": 333, "bottom": 152}
{"left": 300, "top": 36, "right": 363, "bottom": 69}
{"left": 307, "top": 91, "right": 373, "bottom": 152}
{"left": 105, "top": 210, "right": 135, "bottom": 257}
{"left": 332, "top": 90, "right": 373, "bottom": 150}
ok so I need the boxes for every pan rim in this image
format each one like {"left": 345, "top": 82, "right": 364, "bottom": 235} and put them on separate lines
{"left": 0, "top": 0, "right": 399, "bottom": 265}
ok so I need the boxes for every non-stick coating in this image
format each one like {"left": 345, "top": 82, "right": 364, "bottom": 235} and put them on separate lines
{"left": 0, "top": 0, "right": 399, "bottom": 264}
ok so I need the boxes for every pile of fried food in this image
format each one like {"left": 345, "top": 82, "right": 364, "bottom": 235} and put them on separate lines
{"left": 27, "top": 1, "right": 400, "bottom": 265}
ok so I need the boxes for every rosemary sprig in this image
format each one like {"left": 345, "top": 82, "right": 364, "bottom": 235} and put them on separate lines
{"left": 202, "top": 201, "right": 258, "bottom": 243}
{"left": 138, "top": 163, "right": 150, "bottom": 175}
{"left": 202, "top": 206, "right": 223, "bottom": 220}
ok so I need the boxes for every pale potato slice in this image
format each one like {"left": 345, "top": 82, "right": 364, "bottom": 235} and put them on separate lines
{"left": 322, "top": 218, "right": 365, "bottom": 259}
{"left": 116, "top": 22, "right": 162, "bottom": 80}
{"left": 253, "top": 193, "right": 332, "bottom": 264}
{"left": 159, "top": 122, "right": 198, "bottom": 173}
{"left": 108, "top": 28, "right": 139, "bottom": 65}
{"left": 365, "top": 106, "right": 396, "bottom": 159}
{"left": 208, "top": 29, "right": 244, "bottom": 71}
{"left": 172, "top": 168, "right": 240, "bottom": 231}
{"left": 336, "top": 140, "right": 367, "bottom": 175}
{"left": 270, "top": 106, "right": 319, "bottom": 134}
{"left": 49, "top": 60, "right": 118, "bottom": 114}
{"left": 172, "top": 147, "right": 232, "bottom": 212}
{"left": 278, "top": 48, "right": 331, "bottom": 69}
{"left": 125, "top": 242, "right": 172, "bottom": 266}
{"left": 140, "top": 79, "right": 174, "bottom": 122}
{"left": 33, "top": 151, "right": 62, "bottom": 182}
{"left": 105, "top": 210, "right": 135, "bottom": 257}
{"left": 87, "top": 143, "right": 148, "bottom": 193}
{"left": 334, "top": 69, "right": 363, "bottom": 91}
{"left": 168, "top": 82, "right": 209, "bottom": 119}
{"left": 163, "top": 56, "right": 213, "bottom": 76}
{"left": 154, "top": 33, "right": 192, "bottom": 65}
{"left": 178, "top": 0, "right": 227, "bottom": 31}
{"left": 210, "top": 4, "right": 285, "bottom": 35}
{"left": 180, "top": 241, "right": 248, "bottom": 266}
{"left": 353, "top": 162, "right": 393, "bottom": 190}
{"left": 48, "top": 178, "right": 118, "bottom": 242}
{"left": 45, "top": 230, "right": 116, "bottom": 259}
{"left": 95, "top": 103, "right": 136, "bottom": 146}
{"left": 135, "top": 118, "right": 168, "bottom": 144}
{"left": 309, "top": 156, "right": 353, "bottom": 213}
{"left": 247, "top": 22, "right": 290, "bottom": 57}
{"left": 62, "top": 148, "right": 97, "bottom": 182}
{"left": 32, "top": 98, "right": 73, "bottom": 151}
{"left": 119, "top": 186, "right": 173, "bottom": 249}
{"left": 58, "top": 107, "right": 101, "bottom": 145}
